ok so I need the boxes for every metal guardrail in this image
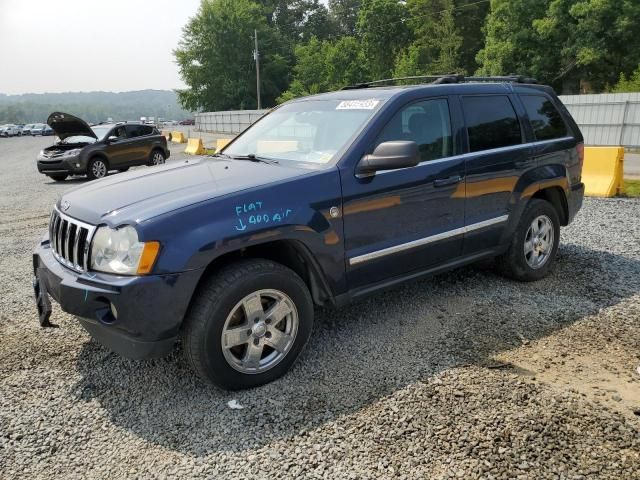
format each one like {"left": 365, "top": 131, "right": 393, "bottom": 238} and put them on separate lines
{"left": 195, "top": 93, "right": 640, "bottom": 147}
{"left": 195, "top": 110, "right": 266, "bottom": 135}
{"left": 559, "top": 93, "right": 640, "bottom": 147}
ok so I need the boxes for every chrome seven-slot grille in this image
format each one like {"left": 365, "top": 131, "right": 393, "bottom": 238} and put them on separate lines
{"left": 49, "top": 207, "right": 96, "bottom": 272}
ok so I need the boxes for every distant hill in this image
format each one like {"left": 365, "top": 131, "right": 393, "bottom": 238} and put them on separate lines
{"left": 0, "top": 90, "right": 192, "bottom": 124}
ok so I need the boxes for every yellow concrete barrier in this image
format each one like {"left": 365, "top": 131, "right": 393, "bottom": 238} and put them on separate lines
{"left": 184, "top": 138, "right": 205, "bottom": 155}
{"left": 171, "top": 131, "right": 186, "bottom": 143}
{"left": 583, "top": 146, "right": 625, "bottom": 197}
{"left": 216, "top": 138, "right": 231, "bottom": 151}
{"left": 161, "top": 130, "right": 172, "bottom": 141}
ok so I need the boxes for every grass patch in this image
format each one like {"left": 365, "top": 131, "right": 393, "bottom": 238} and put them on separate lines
{"left": 622, "top": 180, "right": 640, "bottom": 197}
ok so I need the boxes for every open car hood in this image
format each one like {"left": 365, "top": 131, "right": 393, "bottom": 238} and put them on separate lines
{"left": 46, "top": 112, "right": 96, "bottom": 141}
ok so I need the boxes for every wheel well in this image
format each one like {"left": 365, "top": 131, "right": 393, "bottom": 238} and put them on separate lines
{"left": 195, "top": 240, "right": 334, "bottom": 307}
{"left": 532, "top": 187, "right": 568, "bottom": 226}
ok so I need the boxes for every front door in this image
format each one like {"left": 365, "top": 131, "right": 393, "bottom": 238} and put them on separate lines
{"left": 341, "top": 97, "right": 466, "bottom": 291}
{"left": 106, "top": 125, "right": 136, "bottom": 167}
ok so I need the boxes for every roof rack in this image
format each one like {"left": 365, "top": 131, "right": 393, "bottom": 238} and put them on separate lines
{"left": 342, "top": 74, "right": 537, "bottom": 90}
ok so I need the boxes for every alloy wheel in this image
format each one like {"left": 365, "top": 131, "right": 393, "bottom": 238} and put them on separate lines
{"left": 152, "top": 152, "right": 165, "bottom": 165}
{"left": 92, "top": 160, "right": 107, "bottom": 178}
{"left": 524, "top": 214, "right": 554, "bottom": 269}
{"left": 221, "top": 289, "right": 298, "bottom": 374}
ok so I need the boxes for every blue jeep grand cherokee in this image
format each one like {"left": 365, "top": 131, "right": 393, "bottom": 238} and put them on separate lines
{"left": 33, "top": 76, "right": 585, "bottom": 389}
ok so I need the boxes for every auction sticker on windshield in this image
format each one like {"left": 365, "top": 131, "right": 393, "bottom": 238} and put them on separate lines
{"left": 336, "top": 99, "right": 380, "bottom": 110}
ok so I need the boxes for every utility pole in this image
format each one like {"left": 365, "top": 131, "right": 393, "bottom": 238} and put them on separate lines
{"left": 253, "top": 29, "right": 262, "bottom": 110}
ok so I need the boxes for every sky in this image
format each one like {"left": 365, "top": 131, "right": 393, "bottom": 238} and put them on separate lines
{"left": 0, "top": 0, "right": 202, "bottom": 94}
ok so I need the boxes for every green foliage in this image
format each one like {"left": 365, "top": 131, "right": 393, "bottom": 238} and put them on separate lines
{"left": 0, "top": 91, "right": 189, "bottom": 124}
{"left": 477, "top": 0, "right": 640, "bottom": 92}
{"left": 612, "top": 65, "right": 640, "bottom": 93}
{"left": 394, "top": 0, "right": 463, "bottom": 77}
{"left": 175, "top": 0, "right": 290, "bottom": 111}
{"left": 357, "top": 0, "right": 410, "bottom": 79}
{"left": 172, "top": 0, "right": 640, "bottom": 110}
{"left": 329, "top": 0, "right": 361, "bottom": 35}
{"left": 277, "top": 36, "right": 369, "bottom": 102}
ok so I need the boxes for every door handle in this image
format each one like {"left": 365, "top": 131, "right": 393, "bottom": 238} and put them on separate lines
{"left": 433, "top": 175, "right": 462, "bottom": 188}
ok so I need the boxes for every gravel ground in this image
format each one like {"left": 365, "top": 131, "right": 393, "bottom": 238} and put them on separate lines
{"left": 1, "top": 135, "right": 639, "bottom": 479}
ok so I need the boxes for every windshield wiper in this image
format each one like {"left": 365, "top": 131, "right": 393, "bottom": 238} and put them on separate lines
{"left": 226, "top": 153, "right": 280, "bottom": 165}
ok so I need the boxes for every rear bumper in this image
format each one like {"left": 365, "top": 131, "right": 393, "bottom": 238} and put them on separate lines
{"left": 567, "top": 182, "right": 585, "bottom": 224}
{"left": 33, "top": 239, "right": 203, "bottom": 359}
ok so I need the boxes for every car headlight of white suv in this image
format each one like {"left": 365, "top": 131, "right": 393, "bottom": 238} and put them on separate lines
{"left": 90, "top": 225, "right": 159, "bottom": 275}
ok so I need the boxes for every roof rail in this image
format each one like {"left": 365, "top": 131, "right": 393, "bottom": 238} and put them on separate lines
{"left": 342, "top": 74, "right": 537, "bottom": 90}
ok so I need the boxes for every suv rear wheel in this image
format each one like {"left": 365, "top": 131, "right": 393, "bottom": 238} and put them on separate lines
{"left": 496, "top": 199, "right": 560, "bottom": 282}
{"left": 87, "top": 157, "right": 108, "bottom": 180}
{"left": 182, "top": 259, "right": 314, "bottom": 390}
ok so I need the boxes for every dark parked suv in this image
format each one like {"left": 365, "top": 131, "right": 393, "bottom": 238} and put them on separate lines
{"left": 33, "top": 76, "right": 584, "bottom": 389}
{"left": 36, "top": 112, "right": 170, "bottom": 181}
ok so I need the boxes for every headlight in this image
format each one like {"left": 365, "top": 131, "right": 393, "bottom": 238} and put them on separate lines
{"left": 63, "top": 148, "right": 82, "bottom": 157}
{"left": 90, "top": 225, "right": 160, "bottom": 275}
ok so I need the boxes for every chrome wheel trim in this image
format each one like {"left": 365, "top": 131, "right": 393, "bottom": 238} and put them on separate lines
{"left": 92, "top": 160, "right": 107, "bottom": 178}
{"left": 524, "top": 214, "right": 554, "bottom": 269}
{"left": 221, "top": 289, "right": 298, "bottom": 375}
{"left": 152, "top": 152, "right": 165, "bottom": 165}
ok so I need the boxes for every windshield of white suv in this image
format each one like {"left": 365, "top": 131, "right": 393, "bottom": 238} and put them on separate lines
{"left": 223, "top": 98, "right": 383, "bottom": 165}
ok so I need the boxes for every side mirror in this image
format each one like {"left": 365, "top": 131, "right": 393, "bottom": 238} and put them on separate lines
{"left": 357, "top": 141, "right": 420, "bottom": 176}
{"left": 106, "top": 136, "right": 118, "bottom": 143}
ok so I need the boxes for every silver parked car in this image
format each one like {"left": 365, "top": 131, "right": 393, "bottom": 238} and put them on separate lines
{"left": 30, "top": 124, "right": 46, "bottom": 136}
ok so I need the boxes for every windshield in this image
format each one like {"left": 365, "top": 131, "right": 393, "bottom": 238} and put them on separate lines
{"left": 91, "top": 126, "right": 111, "bottom": 140}
{"left": 223, "top": 98, "right": 383, "bottom": 165}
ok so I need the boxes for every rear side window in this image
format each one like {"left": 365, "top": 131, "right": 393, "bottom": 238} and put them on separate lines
{"left": 125, "top": 125, "right": 142, "bottom": 137}
{"left": 376, "top": 98, "right": 453, "bottom": 162}
{"left": 462, "top": 95, "right": 522, "bottom": 153}
{"left": 520, "top": 95, "right": 568, "bottom": 141}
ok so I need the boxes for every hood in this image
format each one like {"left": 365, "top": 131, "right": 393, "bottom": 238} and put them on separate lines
{"left": 47, "top": 112, "right": 96, "bottom": 141}
{"left": 59, "top": 157, "right": 312, "bottom": 225}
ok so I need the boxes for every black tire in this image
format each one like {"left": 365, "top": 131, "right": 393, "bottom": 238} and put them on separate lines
{"left": 48, "top": 173, "right": 68, "bottom": 182}
{"left": 182, "top": 259, "right": 314, "bottom": 390}
{"left": 118, "top": 167, "right": 130, "bottom": 172}
{"left": 149, "top": 149, "right": 166, "bottom": 166}
{"left": 496, "top": 199, "right": 560, "bottom": 282}
{"left": 87, "top": 157, "right": 108, "bottom": 180}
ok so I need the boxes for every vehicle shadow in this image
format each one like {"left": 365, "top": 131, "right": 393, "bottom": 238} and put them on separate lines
{"left": 73, "top": 243, "right": 640, "bottom": 455}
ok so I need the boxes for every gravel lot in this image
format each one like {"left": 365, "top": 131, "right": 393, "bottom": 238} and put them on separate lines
{"left": 1, "top": 135, "right": 639, "bottom": 479}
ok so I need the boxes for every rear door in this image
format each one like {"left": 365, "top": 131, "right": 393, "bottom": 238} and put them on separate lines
{"left": 458, "top": 94, "right": 529, "bottom": 254}
{"left": 341, "top": 97, "right": 466, "bottom": 290}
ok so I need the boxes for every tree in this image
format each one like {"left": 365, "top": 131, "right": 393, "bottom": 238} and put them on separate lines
{"left": 612, "top": 65, "right": 640, "bottom": 93}
{"left": 453, "top": 0, "right": 490, "bottom": 74}
{"left": 277, "top": 35, "right": 369, "bottom": 102}
{"left": 394, "top": 0, "right": 463, "bottom": 77}
{"left": 174, "top": 0, "right": 289, "bottom": 111}
{"left": 329, "top": 0, "right": 361, "bottom": 35}
{"left": 477, "top": 0, "right": 640, "bottom": 93}
{"left": 357, "top": 0, "right": 410, "bottom": 80}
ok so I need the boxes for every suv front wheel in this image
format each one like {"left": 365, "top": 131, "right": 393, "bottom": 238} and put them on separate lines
{"left": 496, "top": 199, "right": 560, "bottom": 282}
{"left": 182, "top": 259, "right": 314, "bottom": 390}
{"left": 87, "top": 157, "right": 109, "bottom": 180}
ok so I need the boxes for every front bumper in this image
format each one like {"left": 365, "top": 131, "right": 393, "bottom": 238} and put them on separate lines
{"left": 37, "top": 155, "right": 85, "bottom": 175}
{"left": 33, "top": 238, "right": 203, "bottom": 359}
